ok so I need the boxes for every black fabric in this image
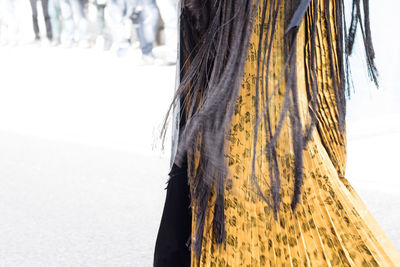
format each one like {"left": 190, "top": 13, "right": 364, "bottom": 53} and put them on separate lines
{"left": 153, "top": 163, "right": 192, "bottom": 267}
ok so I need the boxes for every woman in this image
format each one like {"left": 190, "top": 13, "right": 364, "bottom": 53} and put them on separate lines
{"left": 154, "top": 1, "right": 400, "bottom": 266}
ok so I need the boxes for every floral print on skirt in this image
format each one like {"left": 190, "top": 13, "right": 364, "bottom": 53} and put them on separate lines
{"left": 189, "top": 1, "right": 400, "bottom": 266}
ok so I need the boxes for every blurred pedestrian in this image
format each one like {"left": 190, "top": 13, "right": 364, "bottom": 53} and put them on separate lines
{"left": 0, "top": 0, "right": 18, "bottom": 46}
{"left": 108, "top": 0, "right": 158, "bottom": 60}
{"left": 134, "top": 0, "right": 158, "bottom": 63}
{"left": 29, "top": 0, "right": 53, "bottom": 43}
{"left": 48, "top": 0, "right": 61, "bottom": 46}
{"left": 107, "top": 0, "right": 136, "bottom": 56}
{"left": 93, "top": 0, "right": 112, "bottom": 50}
{"left": 60, "top": 0, "right": 91, "bottom": 47}
{"left": 155, "top": 0, "right": 177, "bottom": 65}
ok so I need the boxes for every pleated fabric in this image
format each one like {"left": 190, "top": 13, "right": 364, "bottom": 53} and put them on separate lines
{"left": 189, "top": 1, "right": 400, "bottom": 266}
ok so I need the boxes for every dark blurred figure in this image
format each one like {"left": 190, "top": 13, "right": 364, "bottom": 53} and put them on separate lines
{"left": 60, "top": 0, "right": 91, "bottom": 47}
{"left": 30, "top": 0, "right": 53, "bottom": 42}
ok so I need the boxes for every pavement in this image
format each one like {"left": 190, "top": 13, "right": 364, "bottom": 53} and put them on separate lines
{"left": 0, "top": 45, "right": 175, "bottom": 267}
{"left": 0, "top": 132, "right": 169, "bottom": 267}
{"left": 0, "top": 5, "right": 399, "bottom": 265}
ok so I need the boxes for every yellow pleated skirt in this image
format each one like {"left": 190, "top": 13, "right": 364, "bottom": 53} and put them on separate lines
{"left": 190, "top": 1, "right": 400, "bottom": 266}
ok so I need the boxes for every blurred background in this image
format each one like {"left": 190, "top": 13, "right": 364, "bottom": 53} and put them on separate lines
{"left": 0, "top": 0, "right": 399, "bottom": 266}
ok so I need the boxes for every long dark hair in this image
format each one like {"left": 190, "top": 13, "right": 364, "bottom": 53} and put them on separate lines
{"left": 162, "top": 0, "right": 377, "bottom": 258}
